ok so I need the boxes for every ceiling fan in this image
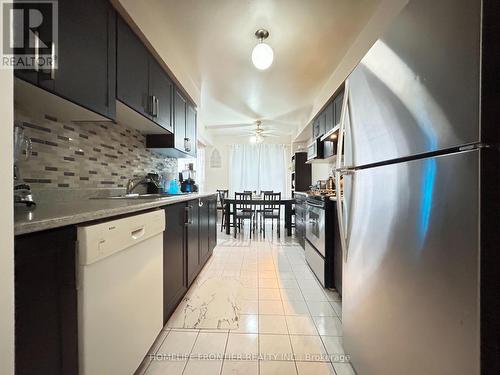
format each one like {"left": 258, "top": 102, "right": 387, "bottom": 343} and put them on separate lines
{"left": 238, "top": 120, "right": 280, "bottom": 143}
{"left": 207, "top": 118, "right": 295, "bottom": 130}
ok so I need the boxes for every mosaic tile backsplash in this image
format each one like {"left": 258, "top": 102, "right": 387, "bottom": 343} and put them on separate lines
{"left": 14, "top": 110, "right": 178, "bottom": 189}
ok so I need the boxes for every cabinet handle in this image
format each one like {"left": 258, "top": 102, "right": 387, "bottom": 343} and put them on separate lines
{"left": 152, "top": 95, "right": 158, "bottom": 117}
{"left": 36, "top": 35, "right": 56, "bottom": 81}
{"left": 185, "top": 206, "right": 192, "bottom": 225}
{"left": 148, "top": 95, "right": 153, "bottom": 116}
{"left": 34, "top": 30, "right": 40, "bottom": 73}
{"left": 198, "top": 199, "right": 203, "bottom": 207}
{"left": 184, "top": 137, "right": 191, "bottom": 152}
{"left": 50, "top": 42, "right": 56, "bottom": 80}
{"left": 155, "top": 97, "right": 160, "bottom": 117}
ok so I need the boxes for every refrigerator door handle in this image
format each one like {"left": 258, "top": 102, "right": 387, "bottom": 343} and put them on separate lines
{"left": 335, "top": 79, "right": 353, "bottom": 261}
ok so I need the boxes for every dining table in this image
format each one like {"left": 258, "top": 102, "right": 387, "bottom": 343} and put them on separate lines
{"left": 223, "top": 195, "right": 296, "bottom": 237}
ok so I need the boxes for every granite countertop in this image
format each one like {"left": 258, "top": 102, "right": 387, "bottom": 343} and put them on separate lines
{"left": 14, "top": 192, "right": 217, "bottom": 236}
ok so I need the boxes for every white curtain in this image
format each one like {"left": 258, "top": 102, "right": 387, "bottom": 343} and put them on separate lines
{"left": 229, "top": 144, "right": 287, "bottom": 195}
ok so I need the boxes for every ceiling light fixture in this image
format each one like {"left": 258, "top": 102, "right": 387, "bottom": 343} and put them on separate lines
{"left": 249, "top": 134, "right": 264, "bottom": 144}
{"left": 252, "top": 29, "right": 273, "bottom": 70}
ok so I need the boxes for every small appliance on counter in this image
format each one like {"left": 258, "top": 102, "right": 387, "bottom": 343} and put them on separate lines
{"left": 326, "top": 176, "right": 335, "bottom": 190}
{"left": 179, "top": 163, "right": 198, "bottom": 193}
{"left": 14, "top": 125, "right": 35, "bottom": 207}
{"left": 145, "top": 173, "right": 162, "bottom": 194}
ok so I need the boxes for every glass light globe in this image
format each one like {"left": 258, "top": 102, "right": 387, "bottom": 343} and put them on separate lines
{"left": 252, "top": 42, "right": 274, "bottom": 70}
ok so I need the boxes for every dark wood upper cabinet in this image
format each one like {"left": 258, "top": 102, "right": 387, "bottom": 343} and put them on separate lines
{"left": 312, "top": 112, "right": 326, "bottom": 139}
{"left": 311, "top": 87, "right": 344, "bottom": 140}
{"left": 333, "top": 90, "right": 344, "bottom": 128}
{"left": 116, "top": 16, "right": 150, "bottom": 119}
{"left": 319, "top": 111, "right": 326, "bottom": 136}
{"left": 174, "top": 89, "right": 187, "bottom": 151}
{"left": 325, "top": 101, "right": 334, "bottom": 133}
{"left": 117, "top": 15, "right": 178, "bottom": 134}
{"left": 149, "top": 59, "right": 173, "bottom": 132}
{"left": 15, "top": 0, "right": 116, "bottom": 119}
{"left": 145, "top": 91, "right": 198, "bottom": 158}
{"left": 312, "top": 118, "right": 320, "bottom": 139}
{"left": 186, "top": 103, "right": 197, "bottom": 157}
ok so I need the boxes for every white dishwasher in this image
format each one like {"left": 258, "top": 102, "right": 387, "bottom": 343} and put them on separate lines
{"left": 77, "top": 210, "right": 165, "bottom": 375}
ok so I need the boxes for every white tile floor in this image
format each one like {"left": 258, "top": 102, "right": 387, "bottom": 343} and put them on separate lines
{"left": 139, "top": 221, "right": 355, "bottom": 375}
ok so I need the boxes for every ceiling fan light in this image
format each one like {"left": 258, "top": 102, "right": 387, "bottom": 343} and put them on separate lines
{"left": 252, "top": 42, "right": 273, "bottom": 70}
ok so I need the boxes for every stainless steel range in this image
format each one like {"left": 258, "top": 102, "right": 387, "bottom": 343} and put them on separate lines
{"left": 305, "top": 197, "right": 325, "bottom": 255}
{"left": 304, "top": 194, "right": 341, "bottom": 290}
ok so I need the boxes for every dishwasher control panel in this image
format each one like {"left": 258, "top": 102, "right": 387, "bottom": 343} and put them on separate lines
{"left": 77, "top": 210, "right": 165, "bottom": 265}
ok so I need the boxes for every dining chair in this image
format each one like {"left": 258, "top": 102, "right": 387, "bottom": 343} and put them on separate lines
{"left": 261, "top": 192, "right": 281, "bottom": 238}
{"left": 235, "top": 191, "right": 255, "bottom": 238}
{"left": 256, "top": 190, "right": 273, "bottom": 232}
{"left": 216, "top": 189, "right": 229, "bottom": 232}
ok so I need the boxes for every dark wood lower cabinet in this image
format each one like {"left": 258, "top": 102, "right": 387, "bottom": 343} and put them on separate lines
{"left": 162, "top": 203, "right": 188, "bottom": 324}
{"left": 186, "top": 196, "right": 218, "bottom": 287}
{"left": 186, "top": 200, "right": 200, "bottom": 286}
{"left": 294, "top": 194, "right": 307, "bottom": 249}
{"left": 208, "top": 196, "right": 218, "bottom": 252}
{"left": 15, "top": 226, "right": 78, "bottom": 375}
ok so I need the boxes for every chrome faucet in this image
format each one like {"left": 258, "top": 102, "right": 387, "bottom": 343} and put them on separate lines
{"left": 126, "top": 176, "right": 151, "bottom": 195}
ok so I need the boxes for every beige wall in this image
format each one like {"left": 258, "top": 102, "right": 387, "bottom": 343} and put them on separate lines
{"left": 0, "top": 69, "right": 14, "bottom": 373}
{"left": 311, "top": 163, "right": 333, "bottom": 184}
{"left": 205, "top": 143, "right": 231, "bottom": 193}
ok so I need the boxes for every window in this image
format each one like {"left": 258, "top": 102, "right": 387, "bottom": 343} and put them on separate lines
{"left": 229, "top": 144, "right": 287, "bottom": 194}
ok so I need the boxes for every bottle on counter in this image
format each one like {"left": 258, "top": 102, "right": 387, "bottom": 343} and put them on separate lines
{"left": 168, "top": 179, "right": 180, "bottom": 194}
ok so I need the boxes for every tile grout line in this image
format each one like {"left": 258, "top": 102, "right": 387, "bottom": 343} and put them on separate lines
{"left": 142, "top": 326, "right": 172, "bottom": 374}
{"left": 180, "top": 330, "right": 200, "bottom": 375}
{"left": 218, "top": 330, "right": 230, "bottom": 375}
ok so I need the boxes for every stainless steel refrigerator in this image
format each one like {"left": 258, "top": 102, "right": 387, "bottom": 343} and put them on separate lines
{"left": 334, "top": 0, "right": 499, "bottom": 374}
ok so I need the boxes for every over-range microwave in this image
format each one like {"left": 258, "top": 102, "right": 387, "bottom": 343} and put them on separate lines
{"left": 307, "top": 138, "right": 324, "bottom": 162}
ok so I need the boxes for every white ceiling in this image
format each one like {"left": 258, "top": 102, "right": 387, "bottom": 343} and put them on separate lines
{"left": 120, "top": 0, "right": 382, "bottom": 137}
